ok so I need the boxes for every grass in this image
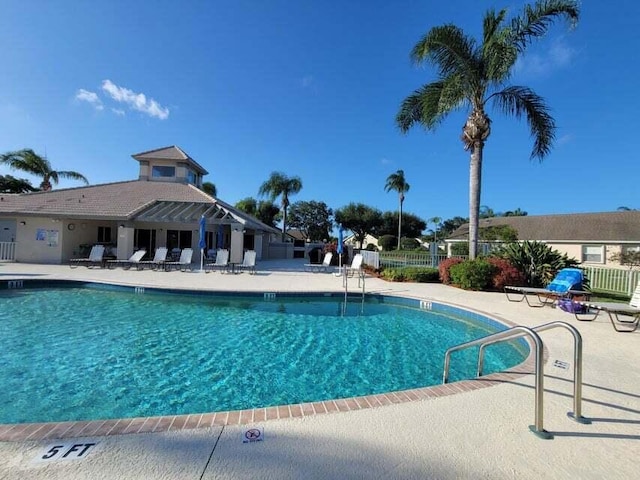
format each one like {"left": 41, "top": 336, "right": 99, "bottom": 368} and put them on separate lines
{"left": 590, "top": 291, "right": 631, "bottom": 303}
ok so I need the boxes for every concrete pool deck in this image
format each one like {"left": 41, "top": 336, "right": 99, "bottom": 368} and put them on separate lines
{"left": 0, "top": 259, "right": 638, "bottom": 479}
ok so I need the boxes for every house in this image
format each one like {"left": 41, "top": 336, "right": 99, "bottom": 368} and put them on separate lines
{"left": 343, "top": 233, "right": 381, "bottom": 250}
{"left": 0, "top": 146, "right": 280, "bottom": 264}
{"left": 444, "top": 211, "right": 640, "bottom": 266}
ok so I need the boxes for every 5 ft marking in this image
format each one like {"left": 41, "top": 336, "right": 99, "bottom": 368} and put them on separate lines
{"left": 34, "top": 442, "right": 98, "bottom": 463}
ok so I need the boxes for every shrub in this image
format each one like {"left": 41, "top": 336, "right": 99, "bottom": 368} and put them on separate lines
{"left": 451, "top": 242, "right": 469, "bottom": 256}
{"left": 378, "top": 235, "right": 397, "bottom": 251}
{"left": 486, "top": 257, "right": 527, "bottom": 290}
{"left": 365, "top": 243, "right": 377, "bottom": 251}
{"left": 400, "top": 237, "right": 420, "bottom": 250}
{"left": 498, "top": 241, "right": 580, "bottom": 287}
{"left": 381, "top": 266, "right": 439, "bottom": 283}
{"left": 439, "top": 257, "right": 464, "bottom": 285}
{"left": 449, "top": 259, "right": 496, "bottom": 290}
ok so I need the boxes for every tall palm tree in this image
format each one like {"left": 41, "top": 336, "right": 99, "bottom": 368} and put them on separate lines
{"left": 0, "top": 149, "right": 89, "bottom": 191}
{"left": 428, "top": 216, "right": 442, "bottom": 243}
{"left": 396, "top": 0, "right": 579, "bottom": 259}
{"left": 258, "top": 171, "right": 303, "bottom": 241}
{"left": 384, "top": 170, "right": 410, "bottom": 250}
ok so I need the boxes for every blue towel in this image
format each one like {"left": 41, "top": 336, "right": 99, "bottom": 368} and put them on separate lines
{"left": 546, "top": 268, "right": 584, "bottom": 292}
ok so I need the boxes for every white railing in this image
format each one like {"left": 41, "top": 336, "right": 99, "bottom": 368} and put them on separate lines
{"left": 360, "top": 250, "right": 380, "bottom": 269}
{"left": 582, "top": 265, "right": 639, "bottom": 296}
{"left": 0, "top": 242, "right": 16, "bottom": 262}
{"left": 374, "top": 251, "right": 467, "bottom": 269}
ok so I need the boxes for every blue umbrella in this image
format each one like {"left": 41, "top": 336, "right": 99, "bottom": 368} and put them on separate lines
{"left": 198, "top": 216, "right": 206, "bottom": 271}
{"left": 337, "top": 227, "right": 344, "bottom": 273}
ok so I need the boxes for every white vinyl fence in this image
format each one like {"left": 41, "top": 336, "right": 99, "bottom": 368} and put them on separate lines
{"left": 582, "top": 266, "right": 639, "bottom": 296}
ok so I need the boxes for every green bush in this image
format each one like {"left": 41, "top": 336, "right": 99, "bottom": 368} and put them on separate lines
{"left": 451, "top": 242, "right": 469, "bottom": 256}
{"left": 438, "top": 257, "right": 464, "bottom": 284}
{"left": 400, "top": 237, "right": 420, "bottom": 250}
{"left": 378, "top": 235, "right": 397, "bottom": 251}
{"left": 381, "top": 266, "right": 439, "bottom": 283}
{"left": 449, "top": 259, "right": 496, "bottom": 290}
{"left": 365, "top": 243, "right": 377, "bottom": 251}
{"left": 498, "top": 241, "right": 580, "bottom": 287}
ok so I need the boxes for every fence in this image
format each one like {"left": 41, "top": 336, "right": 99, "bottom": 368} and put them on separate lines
{"left": 361, "top": 251, "right": 467, "bottom": 270}
{"left": 0, "top": 242, "right": 16, "bottom": 262}
{"left": 582, "top": 265, "right": 639, "bottom": 296}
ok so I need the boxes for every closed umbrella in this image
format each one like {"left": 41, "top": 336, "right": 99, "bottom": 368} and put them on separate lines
{"left": 337, "top": 227, "right": 344, "bottom": 273}
{"left": 198, "top": 215, "right": 206, "bottom": 272}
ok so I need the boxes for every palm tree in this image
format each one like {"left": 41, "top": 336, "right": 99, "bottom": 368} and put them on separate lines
{"left": 0, "top": 149, "right": 89, "bottom": 191}
{"left": 258, "top": 171, "right": 303, "bottom": 241}
{"left": 428, "top": 216, "right": 442, "bottom": 243}
{"left": 384, "top": 170, "right": 410, "bottom": 250}
{"left": 0, "top": 174, "right": 37, "bottom": 193}
{"left": 396, "top": 0, "right": 579, "bottom": 259}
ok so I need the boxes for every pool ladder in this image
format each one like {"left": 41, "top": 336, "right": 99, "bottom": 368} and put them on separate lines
{"left": 341, "top": 263, "right": 365, "bottom": 315}
{"left": 442, "top": 321, "right": 590, "bottom": 440}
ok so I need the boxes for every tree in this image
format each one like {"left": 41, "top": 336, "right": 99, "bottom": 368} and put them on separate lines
{"left": 334, "top": 203, "right": 383, "bottom": 249}
{"left": 258, "top": 172, "right": 303, "bottom": 241}
{"left": 288, "top": 200, "right": 333, "bottom": 242}
{"left": 429, "top": 216, "right": 443, "bottom": 243}
{"left": 235, "top": 197, "right": 281, "bottom": 228}
{"left": 0, "top": 174, "right": 37, "bottom": 193}
{"left": 384, "top": 169, "right": 410, "bottom": 250}
{"left": 202, "top": 182, "right": 217, "bottom": 197}
{"left": 0, "top": 149, "right": 89, "bottom": 191}
{"left": 379, "top": 211, "right": 426, "bottom": 239}
{"left": 396, "top": 1, "right": 579, "bottom": 259}
{"left": 503, "top": 207, "right": 528, "bottom": 216}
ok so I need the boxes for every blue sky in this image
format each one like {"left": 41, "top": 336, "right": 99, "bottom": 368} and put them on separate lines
{"left": 1, "top": 1, "right": 638, "bottom": 232}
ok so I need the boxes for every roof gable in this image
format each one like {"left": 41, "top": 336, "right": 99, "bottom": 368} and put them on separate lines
{"left": 131, "top": 145, "right": 208, "bottom": 175}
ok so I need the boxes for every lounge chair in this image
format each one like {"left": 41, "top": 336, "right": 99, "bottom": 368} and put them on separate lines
{"left": 136, "top": 247, "right": 168, "bottom": 270}
{"left": 346, "top": 253, "right": 364, "bottom": 278}
{"left": 106, "top": 249, "right": 146, "bottom": 270}
{"left": 304, "top": 252, "right": 333, "bottom": 273}
{"left": 573, "top": 281, "right": 640, "bottom": 332}
{"left": 504, "top": 267, "right": 589, "bottom": 307}
{"left": 205, "top": 249, "right": 229, "bottom": 273}
{"left": 69, "top": 245, "right": 106, "bottom": 269}
{"left": 237, "top": 250, "right": 257, "bottom": 274}
{"left": 163, "top": 248, "right": 193, "bottom": 272}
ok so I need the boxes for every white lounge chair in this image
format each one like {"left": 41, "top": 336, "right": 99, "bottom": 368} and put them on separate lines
{"left": 107, "top": 249, "right": 146, "bottom": 270}
{"left": 69, "top": 245, "right": 105, "bottom": 269}
{"left": 205, "top": 249, "right": 229, "bottom": 273}
{"left": 237, "top": 250, "right": 257, "bottom": 274}
{"left": 164, "top": 248, "right": 193, "bottom": 272}
{"left": 573, "top": 281, "right": 640, "bottom": 332}
{"left": 504, "top": 268, "right": 589, "bottom": 307}
{"left": 346, "top": 253, "right": 364, "bottom": 277}
{"left": 304, "top": 252, "right": 333, "bottom": 273}
{"left": 137, "top": 247, "right": 168, "bottom": 270}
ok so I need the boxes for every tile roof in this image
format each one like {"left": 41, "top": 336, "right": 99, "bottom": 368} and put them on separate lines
{"left": 447, "top": 211, "right": 640, "bottom": 242}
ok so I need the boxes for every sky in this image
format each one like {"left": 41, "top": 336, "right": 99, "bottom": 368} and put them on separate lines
{"left": 1, "top": 1, "right": 638, "bottom": 233}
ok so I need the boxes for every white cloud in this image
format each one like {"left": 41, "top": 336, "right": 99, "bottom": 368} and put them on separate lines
{"left": 75, "top": 89, "right": 104, "bottom": 111}
{"left": 101, "top": 80, "right": 169, "bottom": 120}
{"left": 514, "top": 37, "right": 577, "bottom": 77}
{"left": 111, "top": 108, "right": 125, "bottom": 116}
{"left": 380, "top": 157, "right": 391, "bottom": 165}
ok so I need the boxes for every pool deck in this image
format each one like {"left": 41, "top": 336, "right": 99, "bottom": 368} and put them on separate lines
{"left": 0, "top": 259, "right": 638, "bottom": 479}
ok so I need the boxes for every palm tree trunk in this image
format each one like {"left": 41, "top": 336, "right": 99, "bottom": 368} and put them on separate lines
{"left": 397, "top": 196, "right": 403, "bottom": 250}
{"left": 281, "top": 205, "right": 287, "bottom": 242}
{"left": 468, "top": 144, "right": 483, "bottom": 260}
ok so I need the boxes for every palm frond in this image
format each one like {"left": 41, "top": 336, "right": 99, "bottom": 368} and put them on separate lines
{"left": 396, "top": 81, "right": 464, "bottom": 133}
{"left": 490, "top": 86, "right": 555, "bottom": 160}
{"left": 481, "top": 9, "right": 518, "bottom": 82}
{"left": 411, "top": 25, "right": 479, "bottom": 80}
{"left": 55, "top": 171, "right": 89, "bottom": 184}
{"left": 509, "top": 0, "right": 580, "bottom": 53}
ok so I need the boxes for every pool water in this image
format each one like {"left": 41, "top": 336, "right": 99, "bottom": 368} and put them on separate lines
{"left": 0, "top": 287, "right": 526, "bottom": 424}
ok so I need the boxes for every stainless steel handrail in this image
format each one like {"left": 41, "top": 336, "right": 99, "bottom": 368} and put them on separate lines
{"left": 442, "top": 326, "right": 551, "bottom": 439}
{"left": 477, "top": 321, "right": 589, "bottom": 424}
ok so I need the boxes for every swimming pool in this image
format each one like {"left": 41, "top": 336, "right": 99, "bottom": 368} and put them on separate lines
{"left": 0, "top": 281, "right": 527, "bottom": 424}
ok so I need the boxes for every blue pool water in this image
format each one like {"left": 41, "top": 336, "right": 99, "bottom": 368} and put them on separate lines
{"left": 0, "top": 286, "right": 526, "bottom": 424}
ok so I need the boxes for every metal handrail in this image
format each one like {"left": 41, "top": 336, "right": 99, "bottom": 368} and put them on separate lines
{"left": 477, "top": 321, "right": 589, "bottom": 424}
{"left": 442, "top": 326, "right": 550, "bottom": 439}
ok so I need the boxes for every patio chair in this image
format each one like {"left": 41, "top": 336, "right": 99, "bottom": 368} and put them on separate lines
{"left": 205, "top": 249, "right": 228, "bottom": 273}
{"left": 572, "top": 281, "right": 640, "bottom": 332}
{"left": 304, "top": 252, "right": 333, "bottom": 273}
{"left": 237, "top": 250, "right": 257, "bottom": 274}
{"left": 69, "top": 245, "right": 105, "bottom": 269}
{"left": 346, "top": 253, "right": 364, "bottom": 278}
{"left": 504, "top": 268, "right": 590, "bottom": 307}
{"left": 106, "top": 249, "right": 146, "bottom": 270}
{"left": 136, "top": 247, "right": 168, "bottom": 270}
{"left": 163, "top": 248, "right": 194, "bottom": 272}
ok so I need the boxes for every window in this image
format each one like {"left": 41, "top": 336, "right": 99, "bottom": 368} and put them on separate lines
{"left": 582, "top": 245, "right": 604, "bottom": 263}
{"left": 151, "top": 165, "right": 176, "bottom": 178}
{"left": 186, "top": 169, "right": 196, "bottom": 185}
{"left": 97, "top": 226, "right": 112, "bottom": 243}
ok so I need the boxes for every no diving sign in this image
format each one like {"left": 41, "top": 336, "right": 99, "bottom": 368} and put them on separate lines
{"left": 242, "top": 427, "right": 264, "bottom": 444}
